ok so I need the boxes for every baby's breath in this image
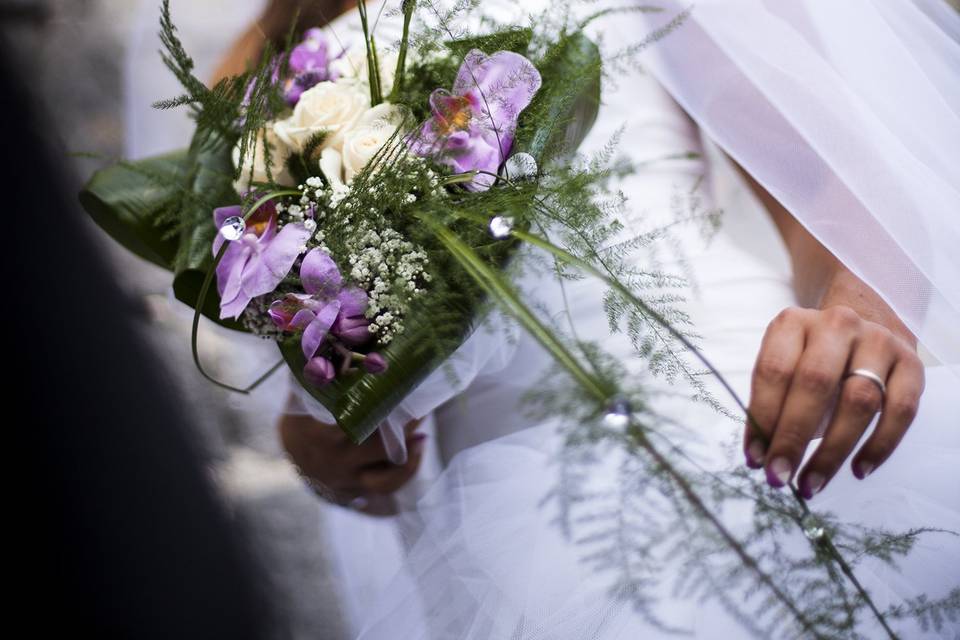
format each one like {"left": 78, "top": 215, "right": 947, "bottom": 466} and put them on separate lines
{"left": 267, "top": 152, "right": 434, "bottom": 345}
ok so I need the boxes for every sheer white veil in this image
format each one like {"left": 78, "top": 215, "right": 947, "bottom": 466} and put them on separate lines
{"left": 636, "top": 0, "right": 960, "bottom": 377}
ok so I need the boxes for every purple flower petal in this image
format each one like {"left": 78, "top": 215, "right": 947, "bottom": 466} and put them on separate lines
{"left": 301, "top": 300, "right": 341, "bottom": 360}
{"left": 453, "top": 50, "right": 541, "bottom": 124}
{"left": 363, "top": 352, "right": 388, "bottom": 374}
{"left": 300, "top": 249, "right": 343, "bottom": 297}
{"left": 215, "top": 240, "right": 249, "bottom": 299}
{"left": 239, "top": 222, "right": 311, "bottom": 300}
{"left": 268, "top": 293, "right": 316, "bottom": 330}
{"left": 336, "top": 286, "right": 368, "bottom": 318}
{"left": 219, "top": 287, "right": 253, "bottom": 320}
{"left": 289, "top": 30, "right": 329, "bottom": 73}
{"left": 407, "top": 49, "right": 541, "bottom": 191}
{"left": 290, "top": 308, "right": 317, "bottom": 330}
{"left": 332, "top": 314, "right": 371, "bottom": 347}
{"left": 303, "top": 356, "right": 336, "bottom": 387}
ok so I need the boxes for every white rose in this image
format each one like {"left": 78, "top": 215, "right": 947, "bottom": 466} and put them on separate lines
{"left": 340, "top": 103, "right": 405, "bottom": 183}
{"left": 232, "top": 127, "right": 294, "bottom": 193}
{"left": 273, "top": 81, "right": 369, "bottom": 154}
{"left": 331, "top": 50, "right": 400, "bottom": 96}
{"left": 319, "top": 146, "right": 345, "bottom": 188}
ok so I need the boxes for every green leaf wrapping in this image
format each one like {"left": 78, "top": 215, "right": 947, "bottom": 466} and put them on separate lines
{"left": 279, "top": 277, "right": 483, "bottom": 443}
{"left": 516, "top": 32, "right": 601, "bottom": 162}
{"left": 447, "top": 28, "right": 533, "bottom": 58}
{"left": 79, "top": 151, "right": 185, "bottom": 270}
{"left": 285, "top": 33, "right": 603, "bottom": 443}
{"left": 80, "top": 132, "right": 243, "bottom": 331}
{"left": 170, "top": 134, "right": 243, "bottom": 329}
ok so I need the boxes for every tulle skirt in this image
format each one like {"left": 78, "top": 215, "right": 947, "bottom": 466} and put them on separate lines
{"left": 347, "top": 144, "right": 960, "bottom": 639}
{"left": 354, "top": 369, "right": 960, "bottom": 639}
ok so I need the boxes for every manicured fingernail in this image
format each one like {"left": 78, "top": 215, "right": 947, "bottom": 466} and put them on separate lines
{"left": 801, "top": 472, "right": 825, "bottom": 499}
{"left": 746, "top": 440, "right": 766, "bottom": 468}
{"left": 766, "top": 457, "right": 792, "bottom": 488}
{"left": 854, "top": 461, "right": 874, "bottom": 480}
{"left": 410, "top": 432, "right": 427, "bottom": 442}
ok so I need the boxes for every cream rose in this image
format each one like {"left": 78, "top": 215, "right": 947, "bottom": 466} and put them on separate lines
{"left": 319, "top": 146, "right": 345, "bottom": 188}
{"left": 340, "top": 103, "right": 405, "bottom": 183}
{"left": 273, "top": 81, "right": 369, "bottom": 154}
{"left": 232, "top": 127, "right": 294, "bottom": 193}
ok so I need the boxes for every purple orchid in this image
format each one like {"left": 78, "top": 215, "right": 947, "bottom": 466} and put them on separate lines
{"left": 304, "top": 356, "right": 336, "bottom": 387}
{"left": 267, "top": 249, "right": 373, "bottom": 363}
{"left": 407, "top": 49, "right": 542, "bottom": 190}
{"left": 362, "top": 352, "right": 388, "bottom": 374}
{"left": 212, "top": 201, "right": 312, "bottom": 320}
{"left": 283, "top": 28, "right": 340, "bottom": 105}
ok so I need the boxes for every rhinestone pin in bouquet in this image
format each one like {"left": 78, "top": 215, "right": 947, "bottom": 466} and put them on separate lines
{"left": 81, "top": 0, "right": 603, "bottom": 443}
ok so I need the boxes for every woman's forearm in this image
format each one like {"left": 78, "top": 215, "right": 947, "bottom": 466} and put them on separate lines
{"left": 211, "top": 24, "right": 269, "bottom": 85}
{"left": 210, "top": 0, "right": 351, "bottom": 86}
{"left": 740, "top": 167, "right": 916, "bottom": 347}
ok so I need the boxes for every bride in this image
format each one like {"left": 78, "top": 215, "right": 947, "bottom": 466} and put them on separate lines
{"left": 130, "top": 0, "right": 959, "bottom": 637}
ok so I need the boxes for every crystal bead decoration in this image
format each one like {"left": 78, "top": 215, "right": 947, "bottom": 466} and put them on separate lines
{"left": 602, "top": 396, "right": 632, "bottom": 429}
{"left": 219, "top": 216, "right": 246, "bottom": 241}
{"left": 489, "top": 215, "right": 515, "bottom": 239}
{"left": 801, "top": 514, "right": 825, "bottom": 542}
{"left": 504, "top": 152, "right": 538, "bottom": 181}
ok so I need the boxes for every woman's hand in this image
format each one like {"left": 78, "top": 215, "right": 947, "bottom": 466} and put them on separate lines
{"left": 740, "top": 166, "right": 925, "bottom": 498}
{"left": 278, "top": 406, "right": 426, "bottom": 515}
{"left": 745, "top": 303, "right": 924, "bottom": 498}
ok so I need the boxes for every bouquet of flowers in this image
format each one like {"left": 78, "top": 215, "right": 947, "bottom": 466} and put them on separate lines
{"left": 82, "top": 0, "right": 602, "bottom": 443}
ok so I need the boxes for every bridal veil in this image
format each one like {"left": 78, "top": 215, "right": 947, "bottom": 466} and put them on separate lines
{"left": 636, "top": 0, "right": 960, "bottom": 376}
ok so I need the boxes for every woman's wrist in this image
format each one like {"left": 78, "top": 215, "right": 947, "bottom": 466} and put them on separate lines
{"left": 818, "top": 265, "right": 917, "bottom": 349}
{"left": 259, "top": 1, "right": 348, "bottom": 40}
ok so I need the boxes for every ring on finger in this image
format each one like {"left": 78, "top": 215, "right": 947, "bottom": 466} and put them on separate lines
{"left": 844, "top": 368, "right": 887, "bottom": 398}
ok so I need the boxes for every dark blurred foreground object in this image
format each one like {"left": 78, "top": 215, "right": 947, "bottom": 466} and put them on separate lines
{"left": 1, "top": 39, "right": 272, "bottom": 639}
{"left": 0, "top": 1, "right": 52, "bottom": 27}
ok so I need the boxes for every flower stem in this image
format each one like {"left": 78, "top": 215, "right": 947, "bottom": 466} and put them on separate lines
{"left": 357, "top": 0, "right": 383, "bottom": 106}
{"left": 388, "top": 0, "right": 416, "bottom": 102}
{"left": 423, "top": 217, "right": 611, "bottom": 402}
{"left": 630, "top": 425, "right": 827, "bottom": 639}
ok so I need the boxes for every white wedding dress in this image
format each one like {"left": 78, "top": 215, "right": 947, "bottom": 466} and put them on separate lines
{"left": 339, "top": 3, "right": 960, "bottom": 639}
{"left": 124, "top": 1, "right": 960, "bottom": 638}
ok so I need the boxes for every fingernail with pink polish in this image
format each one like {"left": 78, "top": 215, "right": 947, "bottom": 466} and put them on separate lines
{"left": 766, "top": 457, "right": 792, "bottom": 488}
{"left": 746, "top": 440, "right": 766, "bottom": 468}
{"left": 801, "top": 472, "right": 825, "bottom": 499}
{"left": 854, "top": 461, "right": 874, "bottom": 480}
